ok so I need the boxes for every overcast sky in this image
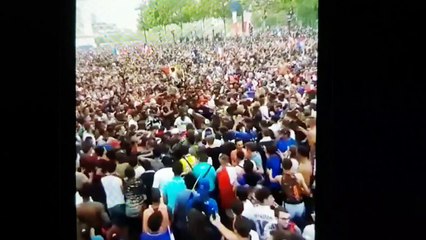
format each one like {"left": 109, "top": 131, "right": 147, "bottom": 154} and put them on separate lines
{"left": 79, "top": 0, "right": 144, "bottom": 32}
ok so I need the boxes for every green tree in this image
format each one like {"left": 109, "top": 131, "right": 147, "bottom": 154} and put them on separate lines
{"left": 211, "top": 0, "right": 231, "bottom": 35}
{"left": 294, "top": 0, "right": 318, "bottom": 26}
{"left": 169, "top": 0, "right": 194, "bottom": 38}
{"left": 197, "top": 0, "right": 217, "bottom": 34}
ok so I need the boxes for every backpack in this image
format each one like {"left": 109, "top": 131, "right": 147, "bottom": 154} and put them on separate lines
{"left": 281, "top": 173, "right": 303, "bottom": 203}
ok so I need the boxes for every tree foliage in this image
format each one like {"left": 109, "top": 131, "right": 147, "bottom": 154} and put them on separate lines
{"left": 137, "top": 0, "right": 318, "bottom": 32}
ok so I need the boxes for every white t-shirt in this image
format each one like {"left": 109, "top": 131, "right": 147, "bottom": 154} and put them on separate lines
{"left": 269, "top": 123, "right": 282, "bottom": 139}
{"left": 174, "top": 116, "right": 193, "bottom": 132}
{"left": 259, "top": 105, "right": 270, "bottom": 120}
{"left": 249, "top": 230, "right": 260, "bottom": 240}
{"left": 134, "top": 165, "right": 145, "bottom": 179}
{"left": 242, "top": 200, "right": 255, "bottom": 221}
{"left": 303, "top": 224, "right": 315, "bottom": 240}
{"left": 101, "top": 175, "right": 125, "bottom": 209}
{"left": 152, "top": 167, "right": 174, "bottom": 192}
{"left": 252, "top": 205, "right": 276, "bottom": 240}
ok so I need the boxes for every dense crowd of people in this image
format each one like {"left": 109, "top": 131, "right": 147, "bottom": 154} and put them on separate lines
{"left": 75, "top": 28, "right": 317, "bottom": 240}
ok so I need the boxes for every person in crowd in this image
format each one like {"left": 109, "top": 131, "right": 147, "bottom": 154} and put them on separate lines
{"left": 192, "top": 146, "right": 217, "bottom": 195}
{"left": 123, "top": 167, "right": 145, "bottom": 240}
{"left": 101, "top": 161, "right": 126, "bottom": 229}
{"left": 142, "top": 189, "right": 171, "bottom": 235}
{"left": 162, "top": 161, "right": 186, "bottom": 213}
{"left": 77, "top": 183, "right": 111, "bottom": 235}
{"left": 76, "top": 25, "right": 317, "bottom": 240}
{"left": 252, "top": 187, "right": 277, "bottom": 240}
{"left": 263, "top": 207, "right": 302, "bottom": 240}
{"left": 268, "top": 158, "right": 310, "bottom": 229}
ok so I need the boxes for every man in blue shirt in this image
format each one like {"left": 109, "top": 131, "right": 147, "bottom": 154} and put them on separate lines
{"left": 192, "top": 148, "right": 216, "bottom": 193}
{"left": 162, "top": 161, "right": 187, "bottom": 213}
{"left": 276, "top": 128, "right": 297, "bottom": 153}
{"left": 186, "top": 179, "right": 219, "bottom": 218}
{"left": 173, "top": 189, "right": 194, "bottom": 240}
{"left": 265, "top": 145, "right": 283, "bottom": 205}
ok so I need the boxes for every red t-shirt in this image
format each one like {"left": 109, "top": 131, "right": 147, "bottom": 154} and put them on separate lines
{"left": 217, "top": 168, "right": 237, "bottom": 209}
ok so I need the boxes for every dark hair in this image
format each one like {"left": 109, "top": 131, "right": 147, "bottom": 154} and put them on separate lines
{"left": 198, "top": 149, "right": 209, "bottom": 163}
{"left": 81, "top": 141, "right": 93, "bottom": 154}
{"left": 262, "top": 129, "right": 271, "bottom": 137}
{"left": 297, "top": 145, "right": 310, "bottom": 158}
{"left": 78, "top": 182, "right": 92, "bottom": 199}
{"left": 234, "top": 216, "right": 252, "bottom": 238}
{"left": 280, "top": 128, "right": 291, "bottom": 137}
{"left": 187, "top": 130, "right": 196, "bottom": 145}
{"left": 94, "top": 146, "right": 105, "bottom": 157}
{"left": 244, "top": 159, "right": 254, "bottom": 173}
{"left": 103, "top": 160, "right": 117, "bottom": 173}
{"left": 255, "top": 187, "right": 272, "bottom": 203}
{"left": 274, "top": 206, "right": 288, "bottom": 218}
{"left": 289, "top": 145, "right": 297, "bottom": 158}
{"left": 153, "top": 143, "right": 169, "bottom": 158}
{"left": 172, "top": 161, "right": 183, "bottom": 176}
{"left": 231, "top": 200, "right": 244, "bottom": 216}
{"left": 266, "top": 145, "right": 278, "bottom": 155}
{"left": 272, "top": 230, "right": 305, "bottom": 240}
{"left": 187, "top": 209, "right": 216, "bottom": 240}
{"left": 128, "top": 156, "right": 138, "bottom": 167}
{"left": 177, "top": 145, "right": 190, "bottom": 159}
{"left": 106, "top": 150, "right": 117, "bottom": 161}
{"left": 151, "top": 188, "right": 161, "bottom": 203}
{"left": 124, "top": 166, "right": 135, "bottom": 179}
{"left": 162, "top": 155, "right": 174, "bottom": 168}
{"left": 282, "top": 158, "right": 293, "bottom": 170}
{"left": 236, "top": 186, "right": 249, "bottom": 201}
{"left": 147, "top": 211, "right": 163, "bottom": 233}
{"left": 245, "top": 142, "right": 257, "bottom": 152}
{"left": 140, "top": 159, "right": 153, "bottom": 170}
{"left": 236, "top": 150, "right": 245, "bottom": 160}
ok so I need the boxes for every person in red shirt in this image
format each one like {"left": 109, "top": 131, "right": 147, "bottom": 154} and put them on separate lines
{"left": 216, "top": 154, "right": 238, "bottom": 227}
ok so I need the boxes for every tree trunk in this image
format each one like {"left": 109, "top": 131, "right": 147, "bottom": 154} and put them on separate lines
{"left": 202, "top": 18, "right": 205, "bottom": 35}
{"left": 143, "top": 30, "right": 147, "bottom": 43}
{"left": 223, "top": 18, "right": 226, "bottom": 38}
{"left": 180, "top": 22, "right": 183, "bottom": 39}
{"left": 241, "top": 11, "right": 244, "bottom": 37}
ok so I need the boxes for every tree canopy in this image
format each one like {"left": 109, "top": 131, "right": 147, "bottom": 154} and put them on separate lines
{"left": 138, "top": 0, "right": 318, "bottom": 32}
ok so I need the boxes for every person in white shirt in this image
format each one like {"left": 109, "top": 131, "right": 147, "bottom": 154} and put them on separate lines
{"left": 152, "top": 157, "right": 175, "bottom": 192}
{"left": 263, "top": 207, "right": 302, "bottom": 240}
{"left": 303, "top": 213, "right": 315, "bottom": 240}
{"left": 174, "top": 110, "right": 193, "bottom": 132}
{"left": 128, "top": 157, "right": 145, "bottom": 179}
{"left": 252, "top": 187, "right": 277, "bottom": 240}
{"left": 236, "top": 186, "right": 255, "bottom": 221}
{"left": 100, "top": 161, "right": 126, "bottom": 226}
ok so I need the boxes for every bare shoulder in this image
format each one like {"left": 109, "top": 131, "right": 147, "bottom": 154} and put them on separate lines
{"left": 295, "top": 172, "right": 305, "bottom": 181}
